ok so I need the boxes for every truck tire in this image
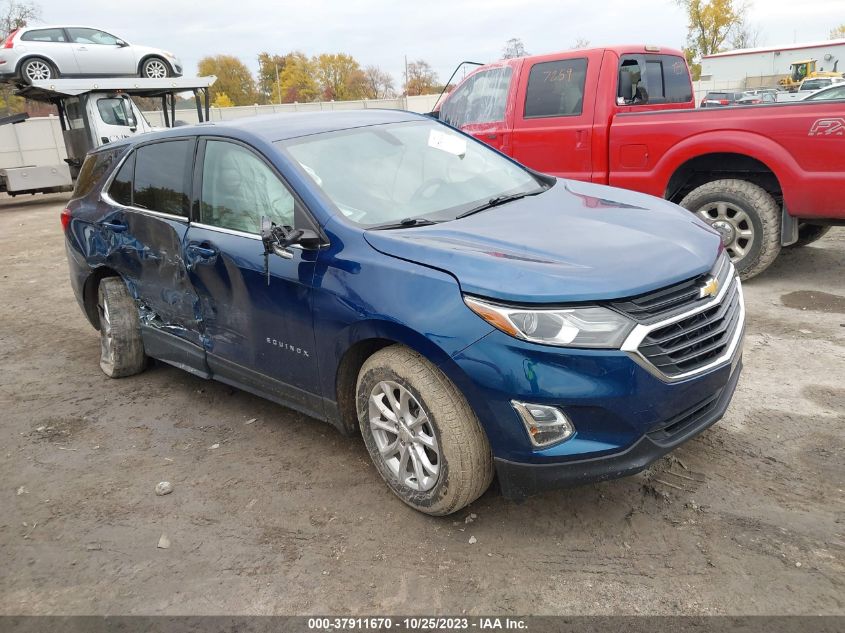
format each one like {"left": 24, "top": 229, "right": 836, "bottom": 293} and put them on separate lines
{"left": 20, "top": 58, "right": 57, "bottom": 83}
{"left": 679, "top": 179, "right": 781, "bottom": 280}
{"left": 97, "top": 277, "right": 146, "bottom": 378}
{"left": 790, "top": 224, "right": 831, "bottom": 248}
{"left": 356, "top": 345, "right": 493, "bottom": 516}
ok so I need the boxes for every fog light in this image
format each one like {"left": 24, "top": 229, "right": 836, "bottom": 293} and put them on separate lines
{"left": 511, "top": 401, "right": 575, "bottom": 447}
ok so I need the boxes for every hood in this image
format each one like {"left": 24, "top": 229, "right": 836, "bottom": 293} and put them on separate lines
{"left": 363, "top": 180, "right": 722, "bottom": 303}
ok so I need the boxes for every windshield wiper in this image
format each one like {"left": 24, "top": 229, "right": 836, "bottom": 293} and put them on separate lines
{"left": 368, "top": 217, "right": 442, "bottom": 230}
{"left": 455, "top": 189, "right": 544, "bottom": 220}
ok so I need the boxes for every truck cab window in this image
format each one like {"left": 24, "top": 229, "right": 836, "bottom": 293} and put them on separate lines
{"left": 63, "top": 97, "right": 86, "bottom": 130}
{"left": 523, "top": 58, "right": 587, "bottom": 118}
{"left": 619, "top": 55, "right": 692, "bottom": 105}
{"left": 440, "top": 66, "right": 513, "bottom": 128}
{"left": 97, "top": 98, "right": 136, "bottom": 127}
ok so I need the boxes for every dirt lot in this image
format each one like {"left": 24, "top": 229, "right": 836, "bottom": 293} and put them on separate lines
{"left": 0, "top": 192, "right": 843, "bottom": 615}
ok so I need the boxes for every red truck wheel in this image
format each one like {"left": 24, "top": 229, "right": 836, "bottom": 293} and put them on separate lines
{"left": 680, "top": 179, "right": 780, "bottom": 280}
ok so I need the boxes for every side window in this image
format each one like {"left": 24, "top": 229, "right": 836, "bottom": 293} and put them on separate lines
{"left": 133, "top": 140, "right": 193, "bottom": 216}
{"left": 63, "top": 97, "right": 86, "bottom": 130}
{"left": 200, "top": 140, "right": 295, "bottom": 235}
{"left": 524, "top": 58, "right": 587, "bottom": 118}
{"left": 97, "top": 98, "right": 135, "bottom": 127}
{"left": 67, "top": 28, "right": 119, "bottom": 45}
{"left": 108, "top": 151, "right": 135, "bottom": 206}
{"left": 21, "top": 28, "right": 66, "bottom": 42}
{"left": 619, "top": 55, "right": 692, "bottom": 105}
{"left": 440, "top": 67, "right": 512, "bottom": 128}
{"left": 72, "top": 149, "right": 119, "bottom": 199}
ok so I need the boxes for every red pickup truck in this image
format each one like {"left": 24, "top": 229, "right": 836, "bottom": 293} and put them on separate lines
{"left": 435, "top": 45, "right": 845, "bottom": 278}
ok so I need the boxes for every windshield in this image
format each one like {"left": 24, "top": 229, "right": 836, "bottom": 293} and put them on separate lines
{"left": 801, "top": 80, "right": 829, "bottom": 90}
{"left": 277, "top": 120, "right": 543, "bottom": 227}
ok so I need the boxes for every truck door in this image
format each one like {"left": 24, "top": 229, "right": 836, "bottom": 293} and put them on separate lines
{"left": 509, "top": 55, "right": 595, "bottom": 180}
{"left": 439, "top": 63, "right": 516, "bottom": 154}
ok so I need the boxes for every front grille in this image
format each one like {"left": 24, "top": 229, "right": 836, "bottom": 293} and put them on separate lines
{"left": 636, "top": 277, "right": 742, "bottom": 377}
{"left": 612, "top": 253, "right": 732, "bottom": 323}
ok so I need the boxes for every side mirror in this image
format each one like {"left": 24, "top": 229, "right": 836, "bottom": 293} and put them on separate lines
{"left": 260, "top": 216, "right": 321, "bottom": 260}
{"left": 115, "top": 39, "right": 129, "bottom": 47}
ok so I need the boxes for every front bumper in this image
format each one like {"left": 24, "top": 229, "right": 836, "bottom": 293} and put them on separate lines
{"left": 494, "top": 357, "right": 742, "bottom": 499}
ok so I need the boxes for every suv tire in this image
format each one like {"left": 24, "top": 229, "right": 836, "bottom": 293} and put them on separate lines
{"left": 356, "top": 345, "right": 493, "bottom": 516}
{"left": 680, "top": 179, "right": 781, "bottom": 280}
{"left": 97, "top": 277, "right": 146, "bottom": 378}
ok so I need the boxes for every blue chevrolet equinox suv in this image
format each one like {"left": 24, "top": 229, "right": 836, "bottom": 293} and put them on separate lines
{"left": 63, "top": 110, "right": 744, "bottom": 515}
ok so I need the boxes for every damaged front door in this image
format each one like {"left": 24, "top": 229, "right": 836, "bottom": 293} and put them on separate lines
{"left": 102, "top": 138, "right": 208, "bottom": 374}
{"left": 184, "top": 138, "right": 323, "bottom": 418}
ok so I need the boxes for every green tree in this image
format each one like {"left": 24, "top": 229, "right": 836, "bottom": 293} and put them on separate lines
{"left": 197, "top": 54, "right": 257, "bottom": 106}
{"left": 676, "top": 0, "right": 747, "bottom": 61}
{"left": 278, "top": 52, "right": 319, "bottom": 103}
{"left": 404, "top": 60, "right": 439, "bottom": 96}
{"left": 831, "top": 24, "right": 845, "bottom": 39}
{"left": 314, "top": 53, "right": 367, "bottom": 101}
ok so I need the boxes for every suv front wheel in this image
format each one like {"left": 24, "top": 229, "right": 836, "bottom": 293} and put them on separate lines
{"left": 356, "top": 345, "right": 493, "bottom": 516}
{"left": 97, "top": 277, "right": 146, "bottom": 378}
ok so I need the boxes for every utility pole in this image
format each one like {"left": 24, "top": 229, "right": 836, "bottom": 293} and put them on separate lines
{"left": 275, "top": 64, "right": 282, "bottom": 105}
{"left": 404, "top": 54, "right": 409, "bottom": 108}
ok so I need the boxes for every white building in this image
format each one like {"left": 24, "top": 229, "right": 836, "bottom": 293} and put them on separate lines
{"left": 700, "top": 38, "right": 845, "bottom": 85}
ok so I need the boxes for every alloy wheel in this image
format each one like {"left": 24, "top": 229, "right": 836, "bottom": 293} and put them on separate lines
{"left": 24, "top": 60, "right": 52, "bottom": 82}
{"left": 97, "top": 287, "right": 115, "bottom": 369}
{"left": 368, "top": 380, "right": 440, "bottom": 492}
{"left": 143, "top": 59, "right": 168, "bottom": 79}
{"left": 695, "top": 201, "right": 756, "bottom": 262}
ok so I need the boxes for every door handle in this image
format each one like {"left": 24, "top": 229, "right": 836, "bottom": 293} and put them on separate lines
{"left": 76, "top": 46, "right": 88, "bottom": 51}
{"left": 186, "top": 243, "right": 217, "bottom": 259}
{"left": 100, "top": 220, "right": 127, "bottom": 233}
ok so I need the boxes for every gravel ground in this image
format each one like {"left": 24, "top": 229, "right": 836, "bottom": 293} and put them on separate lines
{"left": 0, "top": 193, "right": 842, "bottom": 615}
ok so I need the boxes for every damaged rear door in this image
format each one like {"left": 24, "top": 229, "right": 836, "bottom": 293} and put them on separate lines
{"left": 102, "top": 137, "right": 208, "bottom": 375}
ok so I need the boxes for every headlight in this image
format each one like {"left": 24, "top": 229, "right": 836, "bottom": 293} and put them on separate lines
{"left": 464, "top": 296, "right": 634, "bottom": 348}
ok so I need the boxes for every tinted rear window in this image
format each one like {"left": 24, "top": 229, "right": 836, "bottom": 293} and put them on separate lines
{"left": 132, "top": 140, "right": 193, "bottom": 216}
{"left": 524, "top": 58, "right": 587, "bottom": 118}
{"left": 21, "top": 28, "right": 66, "bottom": 42}
{"left": 72, "top": 149, "right": 119, "bottom": 199}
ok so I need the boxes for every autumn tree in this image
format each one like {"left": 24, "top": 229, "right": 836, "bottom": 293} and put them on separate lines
{"left": 212, "top": 92, "right": 234, "bottom": 108}
{"left": 197, "top": 54, "right": 257, "bottom": 106}
{"left": 404, "top": 60, "right": 439, "bottom": 96}
{"left": 502, "top": 38, "right": 528, "bottom": 59}
{"left": 831, "top": 24, "right": 845, "bottom": 40}
{"left": 362, "top": 65, "right": 395, "bottom": 99}
{"left": 0, "top": 0, "right": 40, "bottom": 114}
{"left": 257, "top": 52, "right": 290, "bottom": 103}
{"left": 730, "top": 21, "right": 761, "bottom": 49}
{"left": 676, "top": 0, "right": 747, "bottom": 59}
{"left": 314, "top": 53, "right": 367, "bottom": 101}
{"left": 278, "top": 52, "right": 319, "bottom": 103}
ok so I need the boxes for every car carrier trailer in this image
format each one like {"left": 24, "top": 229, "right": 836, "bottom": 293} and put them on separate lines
{"left": 0, "top": 75, "right": 215, "bottom": 196}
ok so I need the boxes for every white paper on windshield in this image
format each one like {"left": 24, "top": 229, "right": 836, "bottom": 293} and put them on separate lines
{"left": 428, "top": 129, "right": 467, "bottom": 158}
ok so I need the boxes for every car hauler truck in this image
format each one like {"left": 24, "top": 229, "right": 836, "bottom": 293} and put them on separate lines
{"left": 0, "top": 76, "right": 215, "bottom": 196}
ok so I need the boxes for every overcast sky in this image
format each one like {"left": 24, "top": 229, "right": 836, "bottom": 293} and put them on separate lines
{"left": 32, "top": 0, "right": 843, "bottom": 88}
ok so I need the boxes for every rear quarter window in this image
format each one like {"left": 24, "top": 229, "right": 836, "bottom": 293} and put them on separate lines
{"left": 72, "top": 148, "right": 120, "bottom": 199}
{"left": 132, "top": 140, "right": 194, "bottom": 216}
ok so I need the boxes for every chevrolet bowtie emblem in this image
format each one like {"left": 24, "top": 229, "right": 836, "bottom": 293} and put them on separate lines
{"left": 699, "top": 276, "right": 719, "bottom": 299}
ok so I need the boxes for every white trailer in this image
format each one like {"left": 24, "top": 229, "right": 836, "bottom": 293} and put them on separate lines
{"left": 0, "top": 76, "right": 215, "bottom": 196}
